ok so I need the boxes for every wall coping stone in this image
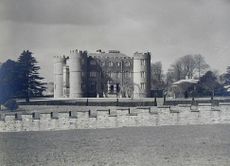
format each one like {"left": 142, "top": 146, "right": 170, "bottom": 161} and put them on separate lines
{"left": 32, "top": 112, "right": 40, "bottom": 120}
{"left": 15, "top": 113, "right": 22, "bottom": 121}
{"left": 69, "top": 111, "right": 78, "bottom": 118}
{"left": 89, "top": 110, "right": 97, "bottom": 118}
{"left": 51, "top": 112, "right": 59, "bottom": 119}
{"left": 0, "top": 114, "right": 5, "bottom": 121}
{"left": 1, "top": 105, "right": 230, "bottom": 132}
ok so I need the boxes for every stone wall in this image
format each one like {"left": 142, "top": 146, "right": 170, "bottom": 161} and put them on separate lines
{"left": 1, "top": 104, "right": 230, "bottom": 132}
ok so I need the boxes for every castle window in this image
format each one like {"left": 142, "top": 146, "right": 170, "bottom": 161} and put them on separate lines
{"left": 101, "top": 61, "right": 105, "bottom": 66}
{"left": 141, "top": 83, "right": 146, "bottom": 89}
{"left": 81, "top": 58, "right": 85, "bottom": 64}
{"left": 115, "top": 72, "right": 119, "bottom": 78}
{"left": 141, "top": 71, "right": 146, "bottom": 78}
{"left": 124, "top": 72, "right": 131, "bottom": 77}
{"left": 81, "top": 72, "right": 85, "bottom": 77}
{"left": 81, "top": 83, "right": 86, "bottom": 90}
{"left": 141, "top": 59, "right": 145, "bottom": 66}
{"left": 125, "top": 61, "right": 130, "bottom": 67}
{"left": 90, "top": 71, "right": 97, "bottom": 77}
{"left": 117, "top": 62, "right": 121, "bottom": 66}
{"left": 109, "top": 61, "right": 113, "bottom": 67}
{"left": 90, "top": 60, "right": 96, "bottom": 65}
{"left": 90, "top": 82, "right": 96, "bottom": 89}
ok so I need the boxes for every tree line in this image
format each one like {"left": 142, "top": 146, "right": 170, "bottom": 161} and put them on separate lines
{"left": 0, "top": 50, "right": 46, "bottom": 109}
{"left": 151, "top": 54, "right": 230, "bottom": 97}
{"left": 1, "top": 51, "right": 230, "bottom": 110}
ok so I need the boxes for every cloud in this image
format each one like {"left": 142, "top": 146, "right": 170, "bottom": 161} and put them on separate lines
{"left": 0, "top": 0, "right": 111, "bottom": 25}
{"left": 0, "top": 0, "right": 230, "bottom": 81}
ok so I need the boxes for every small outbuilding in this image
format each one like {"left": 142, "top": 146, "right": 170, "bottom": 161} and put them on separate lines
{"left": 169, "top": 79, "right": 199, "bottom": 98}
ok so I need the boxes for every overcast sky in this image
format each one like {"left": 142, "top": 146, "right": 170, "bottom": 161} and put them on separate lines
{"left": 0, "top": 0, "right": 230, "bottom": 81}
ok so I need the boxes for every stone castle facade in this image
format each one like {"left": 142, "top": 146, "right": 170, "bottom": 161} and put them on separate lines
{"left": 54, "top": 49, "right": 151, "bottom": 98}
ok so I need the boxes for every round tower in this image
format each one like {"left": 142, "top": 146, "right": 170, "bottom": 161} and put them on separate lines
{"left": 54, "top": 55, "right": 66, "bottom": 98}
{"left": 69, "top": 49, "right": 83, "bottom": 98}
{"left": 63, "top": 65, "right": 70, "bottom": 97}
{"left": 133, "top": 52, "right": 151, "bottom": 98}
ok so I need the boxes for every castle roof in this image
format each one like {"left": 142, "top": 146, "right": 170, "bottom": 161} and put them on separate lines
{"left": 89, "top": 50, "right": 130, "bottom": 58}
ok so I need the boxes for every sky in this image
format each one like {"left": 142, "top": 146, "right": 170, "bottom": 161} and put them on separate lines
{"left": 0, "top": 0, "right": 230, "bottom": 82}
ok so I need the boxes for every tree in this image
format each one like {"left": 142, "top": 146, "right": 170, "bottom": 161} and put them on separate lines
{"left": 0, "top": 60, "right": 19, "bottom": 104}
{"left": 194, "top": 54, "right": 209, "bottom": 78}
{"left": 151, "top": 61, "right": 165, "bottom": 89}
{"left": 17, "top": 50, "right": 46, "bottom": 102}
{"left": 166, "top": 68, "right": 175, "bottom": 86}
{"left": 180, "top": 55, "right": 197, "bottom": 79}
{"left": 195, "top": 71, "right": 224, "bottom": 97}
{"left": 167, "top": 54, "right": 209, "bottom": 82}
{"left": 121, "top": 74, "right": 133, "bottom": 98}
{"left": 223, "top": 66, "right": 230, "bottom": 85}
{"left": 168, "top": 55, "right": 195, "bottom": 81}
{"left": 171, "top": 60, "right": 184, "bottom": 81}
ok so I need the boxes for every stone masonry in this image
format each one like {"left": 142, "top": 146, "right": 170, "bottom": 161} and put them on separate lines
{"left": 1, "top": 104, "right": 230, "bottom": 132}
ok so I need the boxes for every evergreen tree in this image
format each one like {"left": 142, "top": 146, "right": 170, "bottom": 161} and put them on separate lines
{"left": 0, "top": 60, "right": 19, "bottom": 104}
{"left": 223, "top": 66, "right": 230, "bottom": 85}
{"left": 17, "top": 50, "right": 46, "bottom": 102}
{"left": 195, "top": 71, "right": 225, "bottom": 97}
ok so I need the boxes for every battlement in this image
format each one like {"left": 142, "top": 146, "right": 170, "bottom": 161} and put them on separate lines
{"left": 0, "top": 104, "right": 230, "bottom": 132}
{"left": 53, "top": 55, "right": 67, "bottom": 63}
{"left": 69, "top": 49, "right": 87, "bottom": 57}
{"left": 70, "top": 49, "right": 79, "bottom": 54}
{"left": 133, "top": 52, "right": 151, "bottom": 59}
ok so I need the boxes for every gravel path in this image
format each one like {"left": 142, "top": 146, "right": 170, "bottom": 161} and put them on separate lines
{"left": 1, "top": 124, "right": 230, "bottom": 166}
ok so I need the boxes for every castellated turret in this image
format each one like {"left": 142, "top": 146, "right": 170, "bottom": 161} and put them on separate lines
{"left": 69, "top": 49, "right": 85, "bottom": 98}
{"left": 53, "top": 55, "right": 66, "bottom": 98}
{"left": 133, "top": 52, "right": 151, "bottom": 98}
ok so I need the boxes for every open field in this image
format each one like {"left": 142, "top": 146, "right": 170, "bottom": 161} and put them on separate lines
{"left": 1, "top": 124, "right": 230, "bottom": 166}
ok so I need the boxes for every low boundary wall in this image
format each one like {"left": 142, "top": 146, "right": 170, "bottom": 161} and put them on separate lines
{"left": 17, "top": 98, "right": 230, "bottom": 106}
{"left": 1, "top": 103, "right": 230, "bottom": 132}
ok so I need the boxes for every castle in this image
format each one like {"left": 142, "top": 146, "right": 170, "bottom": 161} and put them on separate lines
{"left": 53, "top": 49, "right": 151, "bottom": 99}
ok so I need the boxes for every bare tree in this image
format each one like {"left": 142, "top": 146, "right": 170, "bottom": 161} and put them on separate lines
{"left": 121, "top": 74, "right": 133, "bottom": 97}
{"left": 167, "top": 54, "right": 209, "bottom": 82}
{"left": 152, "top": 62, "right": 162, "bottom": 80}
{"left": 151, "top": 61, "right": 165, "bottom": 89}
{"left": 166, "top": 68, "right": 175, "bottom": 86}
{"left": 194, "top": 54, "right": 209, "bottom": 78}
{"left": 171, "top": 60, "right": 184, "bottom": 81}
{"left": 180, "top": 55, "right": 196, "bottom": 79}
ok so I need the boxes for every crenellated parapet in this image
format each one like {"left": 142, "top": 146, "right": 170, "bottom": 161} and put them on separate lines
{"left": 53, "top": 55, "right": 68, "bottom": 64}
{"left": 0, "top": 104, "right": 228, "bottom": 132}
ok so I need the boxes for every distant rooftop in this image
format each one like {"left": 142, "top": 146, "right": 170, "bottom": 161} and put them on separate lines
{"left": 172, "top": 79, "right": 199, "bottom": 86}
{"left": 89, "top": 50, "right": 130, "bottom": 58}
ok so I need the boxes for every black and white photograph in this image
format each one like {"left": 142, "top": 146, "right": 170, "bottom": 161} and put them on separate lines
{"left": 1, "top": 0, "right": 230, "bottom": 165}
